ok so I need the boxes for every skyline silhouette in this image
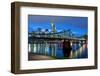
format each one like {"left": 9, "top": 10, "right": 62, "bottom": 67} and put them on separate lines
{"left": 28, "top": 15, "right": 88, "bottom": 37}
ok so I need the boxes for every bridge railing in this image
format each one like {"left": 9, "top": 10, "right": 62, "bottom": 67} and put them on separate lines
{"left": 28, "top": 32, "right": 85, "bottom": 41}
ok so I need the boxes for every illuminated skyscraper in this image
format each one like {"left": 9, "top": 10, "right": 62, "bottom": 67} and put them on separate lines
{"left": 51, "top": 22, "right": 57, "bottom": 33}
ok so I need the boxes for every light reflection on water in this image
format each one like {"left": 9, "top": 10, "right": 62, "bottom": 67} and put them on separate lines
{"left": 29, "top": 42, "right": 88, "bottom": 59}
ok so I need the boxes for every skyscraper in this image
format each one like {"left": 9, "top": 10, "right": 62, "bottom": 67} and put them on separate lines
{"left": 51, "top": 22, "right": 57, "bottom": 33}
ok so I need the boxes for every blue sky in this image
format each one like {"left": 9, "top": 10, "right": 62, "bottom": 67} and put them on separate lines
{"left": 28, "top": 15, "right": 88, "bottom": 36}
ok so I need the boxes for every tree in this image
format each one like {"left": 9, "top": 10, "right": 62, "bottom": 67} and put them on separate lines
{"left": 37, "top": 27, "right": 42, "bottom": 32}
{"left": 82, "top": 34, "right": 88, "bottom": 39}
{"left": 45, "top": 29, "right": 49, "bottom": 32}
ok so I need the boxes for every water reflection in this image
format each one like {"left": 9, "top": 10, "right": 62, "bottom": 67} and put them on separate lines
{"left": 28, "top": 40, "right": 88, "bottom": 59}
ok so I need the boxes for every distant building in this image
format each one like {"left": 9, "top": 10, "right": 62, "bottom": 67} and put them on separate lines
{"left": 51, "top": 22, "right": 57, "bottom": 33}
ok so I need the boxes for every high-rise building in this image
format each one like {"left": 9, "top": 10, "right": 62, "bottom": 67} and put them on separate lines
{"left": 51, "top": 22, "right": 57, "bottom": 33}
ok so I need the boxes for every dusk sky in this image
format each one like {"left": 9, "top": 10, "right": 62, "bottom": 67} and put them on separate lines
{"left": 28, "top": 15, "right": 88, "bottom": 36}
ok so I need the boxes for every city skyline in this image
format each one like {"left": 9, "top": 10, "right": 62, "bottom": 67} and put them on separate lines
{"left": 28, "top": 15, "right": 88, "bottom": 36}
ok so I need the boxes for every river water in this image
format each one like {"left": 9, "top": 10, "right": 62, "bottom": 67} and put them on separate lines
{"left": 29, "top": 41, "right": 88, "bottom": 59}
